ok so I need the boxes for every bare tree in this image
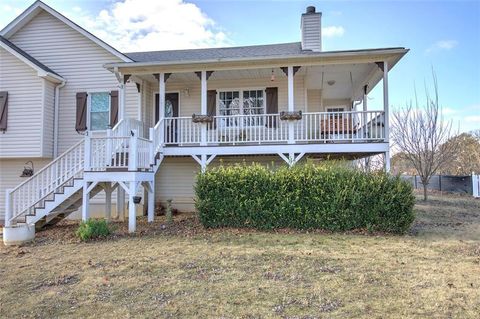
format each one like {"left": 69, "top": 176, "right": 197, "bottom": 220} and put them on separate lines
{"left": 391, "top": 72, "right": 458, "bottom": 200}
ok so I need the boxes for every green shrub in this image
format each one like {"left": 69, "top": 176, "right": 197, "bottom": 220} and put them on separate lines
{"left": 195, "top": 161, "right": 415, "bottom": 234}
{"left": 76, "top": 219, "right": 112, "bottom": 241}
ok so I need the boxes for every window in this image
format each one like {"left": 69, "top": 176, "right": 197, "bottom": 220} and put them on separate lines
{"left": 243, "top": 90, "right": 264, "bottom": 115}
{"left": 90, "top": 92, "right": 110, "bottom": 130}
{"left": 218, "top": 89, "right": 265, "bottom": 127}
{"left": 327, "top": 107, "right": 345, "bottom": 119}
{"left": 218, "top": 90, "right": 266, "bottom": 116}
{"left": 219, "top": 91, "right": 240, "bottom": 116}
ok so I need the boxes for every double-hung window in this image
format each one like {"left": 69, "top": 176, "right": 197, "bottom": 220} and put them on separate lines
{"left": 218, "top": 89, "right": 265, "bottom": 126}
{"left": 89, "top": 92, "right": 110, "bottom": 131}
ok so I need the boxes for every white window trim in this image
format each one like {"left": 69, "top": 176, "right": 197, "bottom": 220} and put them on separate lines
{"left": 87, "top": 90, "right": 111, "bottom": 132}
{"left": 216, "top": 88, "right": 266, "bottom": 116}
{"left": 326, "top": 107, "right": 346, "bottom": 119}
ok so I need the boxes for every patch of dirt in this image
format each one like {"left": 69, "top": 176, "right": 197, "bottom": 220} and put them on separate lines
{"left": 34, "top": 274, "right": 79, "bottom": 290}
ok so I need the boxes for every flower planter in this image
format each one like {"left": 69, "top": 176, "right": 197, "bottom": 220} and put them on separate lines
{"left": 280, "top": 111, "right": 302, "bottom": 121}
{"left": 192, "top": 114, "right": 213, "bottom": 123}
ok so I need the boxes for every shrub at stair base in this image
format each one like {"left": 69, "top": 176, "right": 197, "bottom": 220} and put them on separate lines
{"left": 195, "top": 162, "right": 415, "bottom": 234}
{"left": 76, "top": 219, "right": 112, "bottom": 241}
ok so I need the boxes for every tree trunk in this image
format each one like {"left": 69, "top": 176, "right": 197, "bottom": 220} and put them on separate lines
{"left": 423, "top": 184, "right": 428, "bottom": 201}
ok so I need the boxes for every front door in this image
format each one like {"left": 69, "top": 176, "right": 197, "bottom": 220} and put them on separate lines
{"left": 155, "top": 93, "right": 179, "bottom": 144}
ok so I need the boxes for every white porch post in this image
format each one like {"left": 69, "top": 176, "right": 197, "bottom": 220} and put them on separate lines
{"left": 128, "top": 182, "right": 137, "bottom": 233}
{"left": 104, "top": 183, "right": 112, "bottom": 222}
{"left": 120, "top": 83, "right": 126, "bottom": 121}
{"left": 106, "top": 128, "right": 112, "bottom": 167}
{"left": 200, "top": 70, "right": 207, "bottom": 146}
{"left": 383, "top": 61, "right": 389, "bottom": 142}
{"left": 382, "top": 61, "right": 390, "bottom": 173}
{"left": 81, "top": 181, "right": 90, "bottom": 221}
{"left": 385, "top": 150, "right": 391, "bottom": 173}
{"left": 147, "top": 181, "right": 155, "bottom": 223}
{"left": 5, "top": 189, "right": 12, "bottom": 227}
{"left": 363, "top": 86, "right": 369, "bottom": 169}
{"left": 84, "top": 134, "right": 91, "bottom": 171}
{"left": 287, "top": 66, "right": 295, "bottom": 144}
{"left": 158, "top": 73, "right": 166, "bottom": 146}
{"left": 128, "top": 129, "right": 138, "bottom": 171}
{"left": 116, "top": 187, "right": 125, "bottom": 221}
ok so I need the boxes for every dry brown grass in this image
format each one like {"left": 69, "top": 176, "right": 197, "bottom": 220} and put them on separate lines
{"left": 0, "top": 193, "right": 479, "bottom": 318}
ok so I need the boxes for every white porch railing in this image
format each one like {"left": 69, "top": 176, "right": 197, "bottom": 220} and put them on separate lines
{"left": 161, "top": 110, "right": 385, "bottom": 146}
{"left": 85, "top": 130, "right": 153, "bottom": 172}
{"left": 112, "top": 118, "right": 148, "bottom": 139}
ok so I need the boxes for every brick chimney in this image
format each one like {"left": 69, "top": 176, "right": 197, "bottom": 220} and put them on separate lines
{"left": 301, "top": 6, "right": 322, "bottom": 52}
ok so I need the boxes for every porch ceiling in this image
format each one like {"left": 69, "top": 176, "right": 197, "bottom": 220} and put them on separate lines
{"left": 134, "top": 62, "right": 379, "bottom": 101}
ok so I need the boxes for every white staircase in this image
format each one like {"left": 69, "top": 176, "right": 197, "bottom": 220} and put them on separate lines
{"left": 3, "top": 118, "right": 161, "bottom": 245}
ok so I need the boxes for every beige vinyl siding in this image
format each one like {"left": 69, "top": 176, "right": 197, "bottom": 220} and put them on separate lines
{"left": 0, "top": 48, "right": 44, "bottom": 158}
{"left": 155, "top": 76, "right": 306, "bottom": 116}
{"left": 124, "top": 81, "right": 139, "bottom": 120}
{"left": 155, "top": 156, "right": 287, "bottom": 212}
{"left": 307, "top": 89, "right": 322, "bottom": 112}
{"left": 9, "top": 11, "right": 137, "bottom": 154}
{"left": 0, "top": 159, "right": 50, "bottom": 219}
{"left": 42, "top": 79, "right": 55, "bottom": 157}
{"left": 143, "top": 81, "right": 154, "bottom": 128}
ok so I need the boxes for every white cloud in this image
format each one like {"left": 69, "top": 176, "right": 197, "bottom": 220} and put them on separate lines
{"left": 464, "top": 115, "right": 480, "bottom": 123}
{"left": 425, "top": 40, "right": 458, "bottom": 54}
{"left": 322, "top": 26, "right": 345, "bottom": 38}
{"left": 436, "top": 40, "right": 458, "bottom": 50}
{"left": 72, "top": 0, "right": 230, "bottom": 52}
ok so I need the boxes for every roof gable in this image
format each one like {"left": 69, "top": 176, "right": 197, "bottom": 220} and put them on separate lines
{"left": 0, "top": 0, "right": 132, "bottom": 63}
{"left": 0, "top": 35, "right": 64, "bottom": 83}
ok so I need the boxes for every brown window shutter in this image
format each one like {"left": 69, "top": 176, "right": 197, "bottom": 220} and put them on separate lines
{"left": 75, "top": 92, "right": 88, "bottom": 132}
{"left": 207, "top": 90, "right": 217, "bottom": 129}
{"left": 0, "top": 91, "right": 8, "bottom": 132}
{"left": 110, "top": 90, "right": 119, "bottom": 128}
{"left": 265, "top": 87, "right": 278, "bottom": 128}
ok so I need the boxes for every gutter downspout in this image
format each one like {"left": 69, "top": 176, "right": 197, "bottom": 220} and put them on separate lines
{"left": 53, "top": 80, "right": 66, "bottom": 158}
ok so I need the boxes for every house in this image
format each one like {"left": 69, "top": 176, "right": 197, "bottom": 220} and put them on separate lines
{"left": 0, "top": 1, "right": 408, "bottom": 244}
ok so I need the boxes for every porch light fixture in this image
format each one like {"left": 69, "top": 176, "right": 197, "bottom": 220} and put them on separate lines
{"left": 270, "top": 69, "right": 275, "bottom": 82}
{"left": 20, "top": 161, "right": 34, "bottom": 177}
{"left": 183, "top": 88, "right": 190, "bottom": 97}
{"left": 327, "top": 80, "right": 336, "bottom": 86}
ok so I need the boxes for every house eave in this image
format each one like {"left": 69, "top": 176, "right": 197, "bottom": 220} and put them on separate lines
{"left": 105, "top": 48, "right": 409, "bottom": 74}
{"left": 0, "top": 0, "right": 133, "bottom": 63}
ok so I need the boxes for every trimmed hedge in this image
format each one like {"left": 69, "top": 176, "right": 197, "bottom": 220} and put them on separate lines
{"left": 195, "top": 162, "right": 415, "bottom": 233}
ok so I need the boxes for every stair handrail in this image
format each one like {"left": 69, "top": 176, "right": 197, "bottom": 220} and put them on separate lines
{"left": 6, "top": 139, "right": 85, "bottom": 226}
{"left": 5, "top": 119, "right": 142, "bottom": 226}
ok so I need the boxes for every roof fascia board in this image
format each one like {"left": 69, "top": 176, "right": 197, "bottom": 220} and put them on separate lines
{"left": 0, "top": 1, "right": 133, "bottom": 63}
{"left": 106, "top": 49, "right": 408, "bottom": 75}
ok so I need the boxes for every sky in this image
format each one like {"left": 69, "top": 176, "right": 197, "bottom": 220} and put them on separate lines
{"left": 1, "top": 0, "right": 479, "bottom": 132}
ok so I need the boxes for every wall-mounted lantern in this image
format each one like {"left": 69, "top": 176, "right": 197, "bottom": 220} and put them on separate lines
{"left": 20, "top": 161, "right": 34, "bottom": 177}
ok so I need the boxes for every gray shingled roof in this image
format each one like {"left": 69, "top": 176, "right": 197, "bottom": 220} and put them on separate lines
{"left": 0, "top": 35, "right": 62, "bottom": 77}
{"left": 125, "top": 42, "right": 313, "bottom": 62}
{"left": 124, "top": 42, "right": 407, "bottom": 63}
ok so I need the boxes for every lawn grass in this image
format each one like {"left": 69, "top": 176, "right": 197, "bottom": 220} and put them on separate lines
{"left": 0, "top": 193, "right": 479, "bottom": 318}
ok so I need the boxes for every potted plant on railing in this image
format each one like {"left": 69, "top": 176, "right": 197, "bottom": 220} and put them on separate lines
{"left": 192, "top": 114, "right": 213, "bottom": 124}
{"left": 280, "top": 110, "right": 302, "bottom": 121}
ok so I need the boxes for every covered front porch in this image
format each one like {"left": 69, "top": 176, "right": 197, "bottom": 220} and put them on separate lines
{"left": 107, "top": 49, "right": 400, "bottom": 170}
